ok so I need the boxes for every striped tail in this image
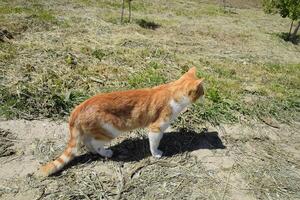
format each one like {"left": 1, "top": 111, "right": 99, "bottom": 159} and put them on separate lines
{"left": 36, "top": 125, "right": 81, "bottom": 177}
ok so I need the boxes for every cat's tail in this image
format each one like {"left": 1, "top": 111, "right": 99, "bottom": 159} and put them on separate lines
{"left": 35, "top": 125, "right": 81, "bottom": 177}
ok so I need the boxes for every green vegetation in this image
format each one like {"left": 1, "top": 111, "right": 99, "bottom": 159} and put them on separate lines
{"left": 128, "top": 62, "right": 166, "bottom": 88}
{"left": 263, "top": 0, "right": 300, "bottom": 42}
{"left": 136, "top": 19, "right": 160, "bottom": 30}
{"left": 0, "top": 6, "right": 32, "bottom": 14}
{"left": 92, "top": 49, "right": 106, "bottom": 61}
{"left": 0, "top": 0, "right": 299, "bottom": 125}
{"left": 0, "top": 2, "right": 67, "bottom": 32}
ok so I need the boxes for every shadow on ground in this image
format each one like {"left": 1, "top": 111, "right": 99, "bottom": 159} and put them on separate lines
{"left": 111, "top": 128, "right": 225, "bottom": 161}
{"left": 58, "top": 128, "right": 225, "bottom": 175}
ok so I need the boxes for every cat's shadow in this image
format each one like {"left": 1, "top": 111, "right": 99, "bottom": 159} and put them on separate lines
{"left": 65, "top": 128, "right": 225, "bottom": 171}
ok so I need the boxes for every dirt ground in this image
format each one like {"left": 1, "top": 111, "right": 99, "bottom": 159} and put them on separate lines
{"left": 0, "top": 119, "right": 299, "bottom": 200}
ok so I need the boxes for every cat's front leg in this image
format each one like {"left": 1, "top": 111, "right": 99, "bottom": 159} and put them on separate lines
{"left": 148, "top": 112, "right": 171, "bottom": 158}
{"left": 148, "top": 131, "right": 163, "bottom": 158}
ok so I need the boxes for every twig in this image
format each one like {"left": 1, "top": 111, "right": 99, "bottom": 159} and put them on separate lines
{"left": 128, "top": 0, "right": 132, "bottom": 22}
{"left": 35, "top": 188, "right": 45, "bottom": 200}
{"left": 259, "top": 117, "right": 280, "bottom": 129}
{"left": 121, "top": 0, "right": 125, "bottom": 23}
{"left": 221, "top": 163, "right": 235, "bottom": 200}
{"left": 114, "top": 164, "right": 124, "bottom": 200}
{"left": 2, "top": 154, "right": 21, "bottom": 164}
{"left": 89, "top": 77, "right": 104, "bottom": 84}
{"left": 78, "top": 187, "right": 92, "bottom": 200}
{"left": 0, "top": 137, "right": 20, "bottom": 142}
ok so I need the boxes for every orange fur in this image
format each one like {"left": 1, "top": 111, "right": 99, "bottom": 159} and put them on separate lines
{"left": 37, "top": 67, "right": 204, "bottom": 177}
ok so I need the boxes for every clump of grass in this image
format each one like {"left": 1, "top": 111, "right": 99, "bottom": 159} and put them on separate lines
{"left": 65, "top": 53, "right": 78, "bottom": 65}
{"left": 0, "top": 6, "right": 32, "bottom": 15}
{"left": 0, "top": 129, "right": 16, "bottom": 157}
{"left": 0, "top": 65, "right": 90, "bottom": 119}
{"left": 0, "top": 82, "right": 88, "bottom": 119}
{"left": 136, "top": 19, "right": 160, "bottom": 30}
{"left": 276, "top": 32, "right": 300, "bottom": 45}
{"left": 0, "top": 3, "right": 63, "bottom": 28}
{"left": 92, "top": 49, "right": 106, "bottom": 61}
{"left": 0, "top": 43, "right": 17, "bottom": 61}
{"left": 34, "top": 10, "right": 56, "bottom": 22}
{"left": 127, "top": 62, "right": 167, "bottom": 88}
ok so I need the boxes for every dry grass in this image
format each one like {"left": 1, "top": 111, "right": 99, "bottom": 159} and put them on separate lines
{"left": 0, "top": 128, "right": 16, "bottom": 157}
{"left": 14, "top": 128, "right": 226, "bottom": 199}
{"left": 1, "top": 121, "right": 299, "bottom": 200}
{"left": 12, "top": 128, "right": 230, "bottom": 199}
{"left": 223, "top": 126, "right": 300, "bottom": 199}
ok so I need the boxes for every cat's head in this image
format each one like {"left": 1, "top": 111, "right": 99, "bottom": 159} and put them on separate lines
{"left": 178, "top": 67, "right": 205, "bottom": 102}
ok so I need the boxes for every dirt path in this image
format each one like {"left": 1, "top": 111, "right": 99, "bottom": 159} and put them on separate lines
{"left": 0, "top": 119, "right": 299, "bottom": 200}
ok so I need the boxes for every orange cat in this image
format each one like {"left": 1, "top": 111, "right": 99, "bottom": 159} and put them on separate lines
{"left": 37, "top": 67, "right": 204, "bottom": 177}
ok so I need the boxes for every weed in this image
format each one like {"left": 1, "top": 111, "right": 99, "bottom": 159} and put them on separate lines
{"left": 34, "top": 10, "right": 56, "bottom": 22}
{"left": 277, "top": 32, "right": 300, "bottom": 45}
{"left": 136, "top": 19, "right": 160, "bottom": 30}
{"left": 65, "top": 53, "right": 78, "bottom": 65}
{"left": 127, "top": 64, "right": 166, "bottom": 88}
{"left": 0, "top": 43, "right": 17, "bottom": 61}
{"left": 92, "top": 49, "right": 106, "bottom": 61}
{"left": 0, "top": 6, "right": 32, "bottom": 15}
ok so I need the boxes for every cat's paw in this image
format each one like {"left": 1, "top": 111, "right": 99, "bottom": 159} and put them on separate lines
{"left": 151, "top": 150, "right": 163, "bottom": 158}
{"left": 98, "top": 148, "right": 113, "bottom": 158}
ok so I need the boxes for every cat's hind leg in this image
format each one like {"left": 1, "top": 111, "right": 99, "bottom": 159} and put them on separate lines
{"left": 89, "top": 137, "right": 113, "bottom": 158}
{"left": 82, "top": 124, "right": 115, "bottom": 158}
{"left": 83, "top": 136, "right": 97, "bottom": 154}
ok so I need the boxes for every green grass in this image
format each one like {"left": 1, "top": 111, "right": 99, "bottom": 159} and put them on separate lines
{"left": 0, "top": 43, "right": 17, "bottom": 61}
{"left": 92, "top": 49, "right": 107, "bottom": 61}
{"left": 0, "top": 68, "right": 89, "bottom": 119}
{"left": 34, "top": 10, "right": 56, "bottom": 22}
{"left": 127, "top": 62, "right": 167, "bottom": 88}
{"left": 0, "top": 0, "right": 299, "bottom": 125}
{"left": 0, "top": 6, "right": 32, "bottom": 14}
{"left": 135, "top": 19, "right": 161, "bottom": 30}
{"left": 0, "top": 2, "right": 64, "bottom": 28}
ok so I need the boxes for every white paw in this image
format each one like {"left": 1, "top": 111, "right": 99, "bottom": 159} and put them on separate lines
{"left": 151, "top": 150, "right": 163, "bottom": 158}
{"left": 99, "top": 149, "right": 113, "bottom": 158}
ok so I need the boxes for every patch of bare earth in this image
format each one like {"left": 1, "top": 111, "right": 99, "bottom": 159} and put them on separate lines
{"left": 0, "top": 119, "right": 299, "bottom": 200}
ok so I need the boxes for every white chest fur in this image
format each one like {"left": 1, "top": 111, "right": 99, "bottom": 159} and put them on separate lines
{"left": 159, "top": 96, "right": 190, "bottom": 132}
{"left": 169, "top": 96, "right": 190, "bottom": 120}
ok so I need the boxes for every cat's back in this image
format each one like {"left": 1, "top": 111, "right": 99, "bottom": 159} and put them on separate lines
{"left": 70, "top": 86, "right": 171, "bottom": 129}
{"left": 84, "top": 88, "right": 153, "bottom": 107}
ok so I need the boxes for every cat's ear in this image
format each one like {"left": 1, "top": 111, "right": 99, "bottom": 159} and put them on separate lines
{"left": 186, "top": 67, "right": 197, "bottom": 76}
{"left": 182, "top": 67, "right": 197, "bottom": 78}
{"left": 196, "top": 78, "right": 204, "bottom": 86}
